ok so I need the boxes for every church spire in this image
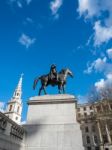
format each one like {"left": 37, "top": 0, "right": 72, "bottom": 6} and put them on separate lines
{"left": 12, "top": 73, "right": 23, "bottom": 101}
{"left": 5, "top": 74, "right": 23, "bottom": 124}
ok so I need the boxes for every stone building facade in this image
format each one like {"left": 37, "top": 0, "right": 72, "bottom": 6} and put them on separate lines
{"left": 76, "top": 100, "right": 112, "bottom": 150}
{"left": 0, "top": 111, "right": 25, "bottom": 150}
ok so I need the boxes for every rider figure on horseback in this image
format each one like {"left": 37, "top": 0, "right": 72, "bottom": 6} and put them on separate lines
{"left": 49, "top": 64, "right": 58, "bottom": 82}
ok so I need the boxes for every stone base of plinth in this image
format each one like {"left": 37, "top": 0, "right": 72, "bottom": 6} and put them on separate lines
{"left": 24, "top": 94, "right": 84, "bottom": 150}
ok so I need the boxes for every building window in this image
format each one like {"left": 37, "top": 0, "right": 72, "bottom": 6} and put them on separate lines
{"left": 90, "top": 112, "right": 94, "bottom": 116}
{"left": 110, "top": 135, "right": 112, "bottom": 142}
{"left": 85, "top": 126, "right": 89, "bottom": 133}
{"left": 103, "top": 105, "right": 109, "bottom": 112}
{"left": 84, "top": 112, "right": 87, "bottom": 117}
{"left": 84, "top": 107, "right": 86, "bottom": 111}
{"left": 17, "top": 106, "right": 20, "bottom": 113}
{"left": 96, "top": 106, "right": 101, "bottom": 112}
{"left": 90, "top": 106, "right": 92, "bottom": 110}
{"left": 92, "top": 125, "right": 95, "bottom": 132}
{"left": 9, "top": 105, "right": 12, "bottom": 111}
{"left": 85, "top": 120, "right": 88, "bottom": 123}
{"left": 86, "top": 136, "right": 91, "bottom": 144}
{"left": 78, "top": 113, "right": 81, "bottom": 117}
{"left": 95, "top": 147, "right": 99, "bottom": 150}
{"left": 77, "top": 108, "right": 80, "bottom": 112}
{"left": 16, "top": 116, "right": 18, "bottom": 120}
{"left": 110, "top": 104, "right": 112, "bottom": 110}
{"left": 17, "top": 93, "right": 20, "bottom": 96}
{"left": 87, "top": 146, "right": 91, "bottom": 150}
{"left": 102, "top": 135, "right": 108, "bottom": 144}
{"left": 94, "top": 135, "right": 98, "bottom": 144}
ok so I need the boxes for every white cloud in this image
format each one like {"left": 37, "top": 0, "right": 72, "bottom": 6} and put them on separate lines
{"left": 95, "top": 73, "right": 112, "bottom": 91}
{"left": 84, "top": 57, "right": 107, "bottom": 74}
{"left": 9, "top": 0, "right": 23, "bottom": 8}
{"left": 9, "top": 0, "right": 32, "bottom": 8}
{"left": 93, "top": 57, "right": 107, "bottom": 72}
{"left": 17, "top": 1, "right": 22, "bottom": 8}
{"left": 50, "top": 0, "right": 63, "bottom": 18}
{"left": 0, "top": 102, "right": 5, "bottom": 112}
{"left": 78, "top": 0, "right": 99, "bottom": 18}
{"left": 95, "top": 79, "right": 105, "bottom": 91}
{"left": 78, "top": 0, "right": 112, "bottom": 19}
{"left": 94, "top": 21, "right": 112, "bottom": 46}
{"left": 78, "top": 0, "right": 112, "bottom": 46}
{"left": 107, "top": 48, "right": 112, "bottom": 59}
{"left": 85, "top": 54, "right": 112, "bottom": 98}
{"left": 26, "top": 17, "right": 33, "bottom": 23}
{"left": 26, "top": 0, "right": 32, "bottom": 5}
{"left": 19, "top": 33, "right": 36, "bottom": 48}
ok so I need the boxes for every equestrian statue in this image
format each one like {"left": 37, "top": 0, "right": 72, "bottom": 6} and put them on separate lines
{"left": 33, "top": 64, "right": 73, "bottom": 95}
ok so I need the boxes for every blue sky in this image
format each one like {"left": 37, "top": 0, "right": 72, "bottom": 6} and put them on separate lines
{"left": 0, "top": 0, "right": 112, "bottom": 121}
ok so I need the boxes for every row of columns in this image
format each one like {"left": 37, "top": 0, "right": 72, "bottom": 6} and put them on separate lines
{"left": 97, "top": 120, "right": 111, "bottom": 145}
{"left": 94, "top": 103, "right": 112, "bottom": 113}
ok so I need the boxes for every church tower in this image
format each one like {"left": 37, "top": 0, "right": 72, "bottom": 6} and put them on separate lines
{"left": 5, "top": 74, "right": 23, "bottom": 124}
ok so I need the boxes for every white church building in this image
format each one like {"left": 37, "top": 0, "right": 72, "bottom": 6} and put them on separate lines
{"left": 4, "top": 74, "right": 23, "bottom": 124}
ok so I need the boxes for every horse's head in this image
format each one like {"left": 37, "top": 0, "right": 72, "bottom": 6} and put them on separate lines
{"left": 66, "top": 68, "right": 73, "bottom": 78}
{"left": 63, "top": 68, "right": 74, "bottom": 78}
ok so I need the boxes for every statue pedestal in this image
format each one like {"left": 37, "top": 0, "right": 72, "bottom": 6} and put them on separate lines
{"left": 24, "top": 94, "right": 84, "bottom": 150}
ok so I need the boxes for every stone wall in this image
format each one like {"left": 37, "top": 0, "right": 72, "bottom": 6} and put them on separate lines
{"left": 24, "top": 94, "right": 84, "bottom": 150}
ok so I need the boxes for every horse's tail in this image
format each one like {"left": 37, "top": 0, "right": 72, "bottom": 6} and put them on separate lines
{"left": 33, "top": 77, "right": 40, "bottom": 90}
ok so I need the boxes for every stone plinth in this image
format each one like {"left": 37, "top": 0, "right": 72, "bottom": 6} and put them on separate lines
{"left": 24, "top": 94, "right": 84, "bottom": 150}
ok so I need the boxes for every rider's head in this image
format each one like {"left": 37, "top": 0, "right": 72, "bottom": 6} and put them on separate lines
{"left": 51, "top": 64, "right": 56, "bottom": 69}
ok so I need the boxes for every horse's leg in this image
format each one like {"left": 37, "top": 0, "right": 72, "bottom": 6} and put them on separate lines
{"left": 60, "top": 85, "right": 63, "bottom": 94}
{"left": 38, "top": 85, "right": 44, "bottom": 95}
{"left": 38, "top": 87, "right": 42, "bottom": 95}
{"left": 58, "top": 85, "right": 61, "bottom": 94}
{"left": 38, "top": 88, "right": 41, "bottom": 95}
{"left": 42, "top": 81, "right": 47, "bottom": 95}
{"left": 59, "top": 88, "right": 61, "bottom": 94}
{"left": 43, "top": 86, "right": 47, "bottom": 95}
{"left": 63, "top": 85, "right": 65, "bottom": 94}
{"left": 58, "top": 84, "right": 63, "bottom": 94}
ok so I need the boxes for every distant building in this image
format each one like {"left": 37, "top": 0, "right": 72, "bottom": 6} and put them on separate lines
{"left": 76, "top": 99, "right": 112, "bottom": 150}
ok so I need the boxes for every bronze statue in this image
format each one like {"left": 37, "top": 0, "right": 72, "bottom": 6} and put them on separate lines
{"left": 33, "top": 65, "right": 73, "bottom": 95}
{"left": 49, "top": 64, "right": 58, "bottom": 82}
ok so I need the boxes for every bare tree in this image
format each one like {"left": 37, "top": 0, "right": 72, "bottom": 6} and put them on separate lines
{"left": 99, "top": 87, "right": 112, "bottom": 100}
{"left": 87, "top": 86, "right": 112, "bottom": 103}
{"left": 87, "top": 86, "right": 100, "bottom": 103}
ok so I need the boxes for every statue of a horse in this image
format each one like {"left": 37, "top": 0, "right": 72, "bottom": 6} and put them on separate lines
{"left": 33, "top": 68, "right": 73, "bottom": 95}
